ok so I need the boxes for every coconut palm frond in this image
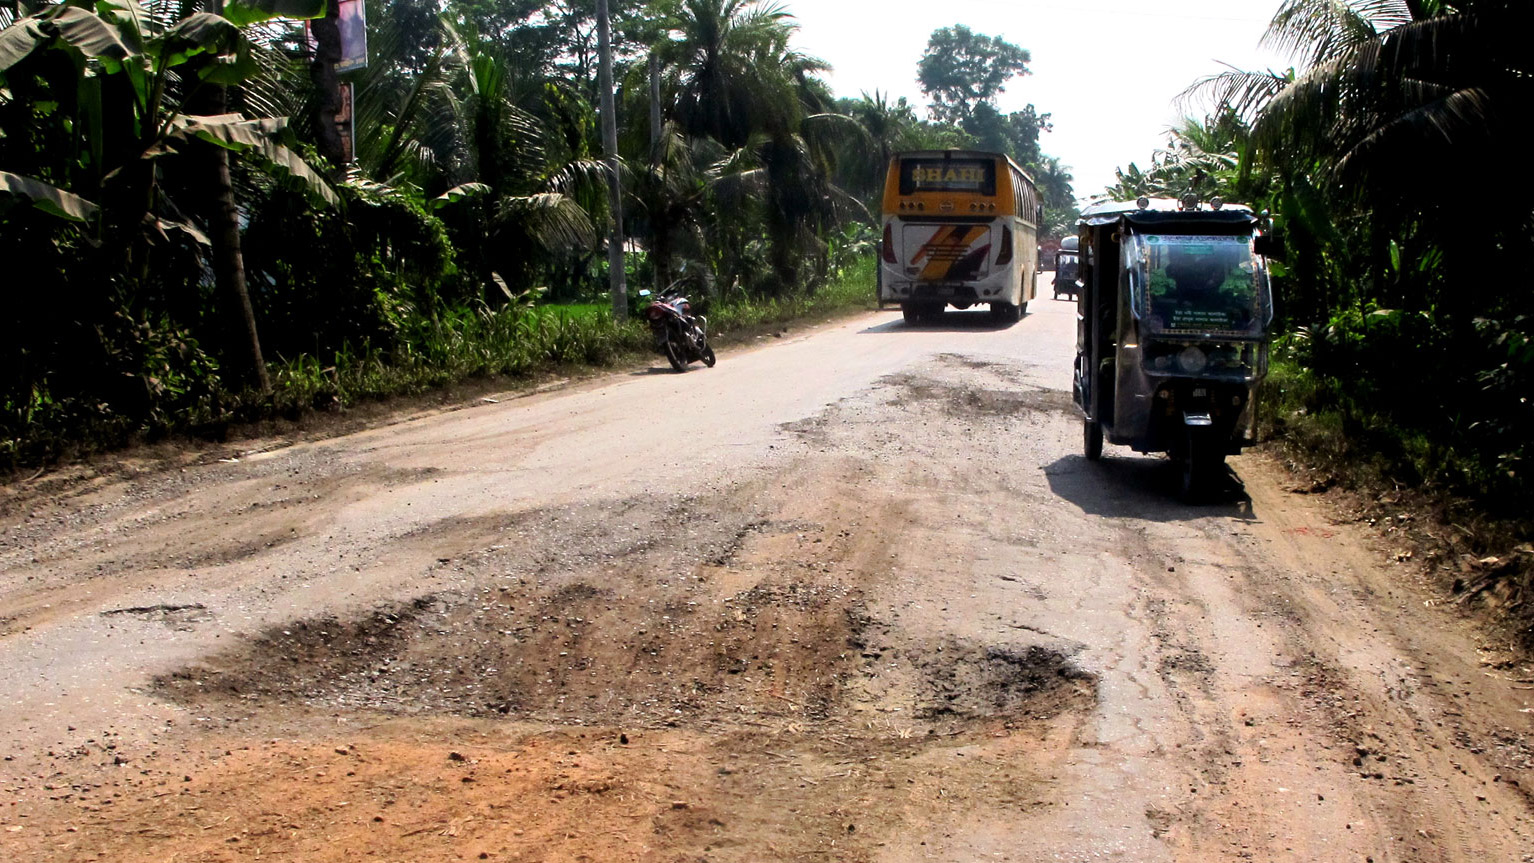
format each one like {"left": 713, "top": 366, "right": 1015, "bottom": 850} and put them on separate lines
{"left": 825, "top": 183, "right": 871, "bottom": 223}
{"left": 545, "top": 156, "right": 609, "bottom": 198}
{"left": 365, "top": 43, "right": 454, "bottom": 179}
{"left": 1248, "top": 55, "right": 1352, "bottom": 156}
{"left": 1178, "top": 65, "right": 1291, "bottom": 121}
{"left": 709, "top": 133, "right": 767, "bottom": 176}
{"left": 802, "top": 112, "right": 862, "bottom": 134}
{"left": 1332, "top": 85, "right": 1493, "bottom": 183}
{"left": 710, "top": 165, "right": 766, "bottom": 201}
{"left": 237, "top": 35, "right": 304, "bottom": 121}
{"left": 1261, "top": 0, "right": 1408, "bottom": 66}
{"left": 496, "top": 191, "right": 596, "bottom": 252}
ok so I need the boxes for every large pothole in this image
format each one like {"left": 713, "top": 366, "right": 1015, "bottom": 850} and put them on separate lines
{"left": 156, "top": 386, "right": 1096, "bottom": 736}
{"left": 156, "top": 574, "right": 1094, "bottom": 733}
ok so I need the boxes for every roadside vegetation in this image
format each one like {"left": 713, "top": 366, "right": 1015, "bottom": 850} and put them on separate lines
{"left": 0, "top": 0, "right": 1072, "bottom": 468}
{"left": 1104, "top": 0, "right": 1532, "bottom": 634}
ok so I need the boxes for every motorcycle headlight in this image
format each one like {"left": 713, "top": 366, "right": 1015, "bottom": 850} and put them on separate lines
{"left": 1177, "top": 346, "right": 1208, "bottom": 374}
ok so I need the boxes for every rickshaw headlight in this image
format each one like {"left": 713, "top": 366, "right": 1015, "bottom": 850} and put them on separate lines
{"left": 1176, "top": 346, "right": 1208, "bottom": 374}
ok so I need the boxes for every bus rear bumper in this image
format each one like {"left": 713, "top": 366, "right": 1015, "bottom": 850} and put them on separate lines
{"left": 881, "top": 276, "right": 1018, "bottom": 307}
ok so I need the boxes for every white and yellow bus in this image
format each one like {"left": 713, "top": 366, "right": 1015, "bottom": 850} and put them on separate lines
{"left": 878, "top": 150, "right": 1041, "bottom": 324}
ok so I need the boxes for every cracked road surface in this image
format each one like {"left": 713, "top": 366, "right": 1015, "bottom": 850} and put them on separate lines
{"left": 2, "top": 288, "right": 1531, "bottom": 861}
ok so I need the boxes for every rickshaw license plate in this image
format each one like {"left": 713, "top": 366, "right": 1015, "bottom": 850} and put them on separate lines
{"left": 1192, "top": 388, "right": 1208, "bottom": 397}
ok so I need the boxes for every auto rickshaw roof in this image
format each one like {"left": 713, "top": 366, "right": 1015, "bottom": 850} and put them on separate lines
{"left": 1079, "top": 197, "right": 1256, "bottom": 228}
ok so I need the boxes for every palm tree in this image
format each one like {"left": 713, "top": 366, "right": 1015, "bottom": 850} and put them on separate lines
{"left": 659, "top": 0, "right": 853, "bottom": 292}
{"left": 1186, "top": 0, "right": 1531, "bottom": 318}
{"left": 662, "top": 0, "right": 800, "bottom": 148}
{"left": 331, "top": 10, "right": 600, "bottom": 306}
{"left": 832, "top": 91, "right": 919, "bottom": 211}
{"left": 1029, "top": 155, "right": 1077, "bottom": 237}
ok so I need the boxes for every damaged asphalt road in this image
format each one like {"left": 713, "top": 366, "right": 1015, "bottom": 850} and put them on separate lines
{"left": 1, "top": 292, "right": 1530, "bottom": 862}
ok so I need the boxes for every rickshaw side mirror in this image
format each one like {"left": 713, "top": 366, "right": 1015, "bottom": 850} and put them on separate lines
{"left": 1253, "top": 234, "right": 1285, "bottom": 261}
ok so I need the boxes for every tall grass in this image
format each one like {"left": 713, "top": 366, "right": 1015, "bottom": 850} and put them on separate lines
{"left": 708, "top": 256, "right": 877, "bottom": 334}
{"left": 272, "top": 255, "right": 878, "bottom": 411}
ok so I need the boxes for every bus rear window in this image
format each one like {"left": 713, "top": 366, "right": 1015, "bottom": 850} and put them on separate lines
{"left": 899, "top": 159, "right": 995, "bottom": 195}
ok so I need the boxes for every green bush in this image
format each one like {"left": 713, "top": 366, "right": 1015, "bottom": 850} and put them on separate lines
{"left": 1264, "top": 306, "right": 1534, "bottom": 514}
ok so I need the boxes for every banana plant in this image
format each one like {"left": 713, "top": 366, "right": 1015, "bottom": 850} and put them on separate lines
{"left": 0, "top": 0, "right": 332, "bottom": 223}
{"left": 0, "top": 0, "right": 330, "bottom": 392}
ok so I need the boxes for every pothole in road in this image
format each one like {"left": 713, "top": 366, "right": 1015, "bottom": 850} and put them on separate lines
{"left": 884, "top": 374, "right": 1076, "bottom": 420}
{"left": 155, "top": 577, "right": 1095, "bottom": 735}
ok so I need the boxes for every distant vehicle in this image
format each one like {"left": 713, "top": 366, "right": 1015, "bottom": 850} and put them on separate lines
{"left": 1038, "top": 236, "right": 1061, "bottom": 271}
{"left": 877, "top": 150, "right": 1040, "bottom": 325}
{"left": 1073, "top": 196, "right": 1278, "bottom": 499}
{"left": 1053, "top": 235, "right": 1080, "bottom": 300}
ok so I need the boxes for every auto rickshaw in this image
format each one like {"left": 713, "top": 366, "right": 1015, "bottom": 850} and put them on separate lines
{"left": 1052, "top": 235, "right": 1080, "bottom": 300}
{"left": 1073, "top": 196, "right": 1278, "bottom": 498}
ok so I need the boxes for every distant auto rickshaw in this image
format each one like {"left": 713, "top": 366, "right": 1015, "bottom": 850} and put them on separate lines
{"left": 1052, "top": 235, "right": 1080, "bottom": 300}
{"left": 1073, "top": 196, "right": 1278, "bottom": 498}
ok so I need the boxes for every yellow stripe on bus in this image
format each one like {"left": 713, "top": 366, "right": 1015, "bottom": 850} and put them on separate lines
{"left": 912, "top": 225, "right": 985, "bottom": 280}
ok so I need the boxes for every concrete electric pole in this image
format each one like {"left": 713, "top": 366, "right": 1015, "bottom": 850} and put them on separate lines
{"left": 597, "top": 0, "right": 627, "bottom": 322}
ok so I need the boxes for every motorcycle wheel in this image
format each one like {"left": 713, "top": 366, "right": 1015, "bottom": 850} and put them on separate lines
{"left": 700, "top": 344, "right": 717, "bottom": 367}
{"left": 664, "top": 334, "right": 687, "bottom": 372}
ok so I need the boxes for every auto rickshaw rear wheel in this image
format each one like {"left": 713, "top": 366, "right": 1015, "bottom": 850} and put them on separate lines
{"left": 1178, "top": 429, "right": 1225, "bottom": 502}
{"left": 1083, "top": 418, "right": 1103, "bottom": 461}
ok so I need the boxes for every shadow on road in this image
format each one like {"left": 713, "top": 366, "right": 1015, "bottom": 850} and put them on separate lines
{"left": 1042, "top": 454, "right": 1256, "bottom": 522}
{"left": 859, "top": 310, "right": 1023, "bottom": 335}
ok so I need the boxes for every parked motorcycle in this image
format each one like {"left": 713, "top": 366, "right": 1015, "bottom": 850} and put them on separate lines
{"left": 639, "top": 289, "right": 716, "bottom": 372}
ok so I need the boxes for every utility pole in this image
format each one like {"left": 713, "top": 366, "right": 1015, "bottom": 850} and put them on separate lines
{"left": 308, "top": 1, "right": 344, "bottom": 167}
{"left": 649, "top": 53, "right": 662, "bottom": 147}
{"left": 649, "top": 52, "right": 664, "bottom": 294}
{"left": 597, "top": 0, "right": 627, "bottom": 321}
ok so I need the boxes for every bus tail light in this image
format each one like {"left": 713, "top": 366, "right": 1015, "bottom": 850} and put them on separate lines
{"left": 881, "top": 223, "right": 896, "bottom": 263}
{"left": 994, "top": 226, "right": 1013, "bottom": 265}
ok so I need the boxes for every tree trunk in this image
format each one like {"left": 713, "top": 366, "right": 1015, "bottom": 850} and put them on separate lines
{"left": 206, "top": 141, "right": 271, "bottom": 395}
{"left": 197, "top": 0, "right": 270, "bottom": 395}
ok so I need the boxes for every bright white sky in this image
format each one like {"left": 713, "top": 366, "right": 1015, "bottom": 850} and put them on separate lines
{"left": 783, "top": 0, "right": 1293, "bottom": 203}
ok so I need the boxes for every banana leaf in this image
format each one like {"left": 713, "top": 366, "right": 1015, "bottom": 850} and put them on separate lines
{"left": 223, "top": 0, "right": 328, "bottom": 27}
{"left": 1, "top": 170, "right": 100, "bottom": 222}
{"left": 430, "top": 182, "right": 491, "bottom": 210}
{"left": 0, "top": 6, "right": 133, "bottom": 72}
{"left": 155, "top": 114, "right": 338, "bottom": 205}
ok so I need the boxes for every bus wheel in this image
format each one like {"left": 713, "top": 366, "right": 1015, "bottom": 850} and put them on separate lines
{"left": 990, "top": 302, "right": 1021, "bottom": 324}
{"left": 901, "top": 304, "right": 922, "bottom": 325}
